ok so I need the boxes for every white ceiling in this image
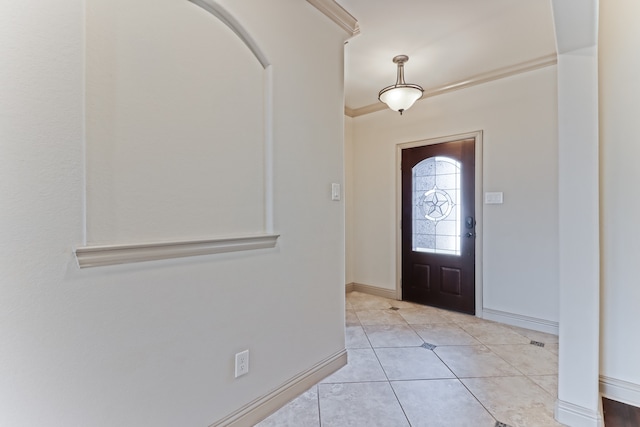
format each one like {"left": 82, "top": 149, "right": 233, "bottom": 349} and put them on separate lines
{"left": 340, "top": 0, "right": 558, "bottom": 114}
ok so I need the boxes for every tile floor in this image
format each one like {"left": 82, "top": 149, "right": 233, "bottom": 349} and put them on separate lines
{"left": 256, "top": 291, "right": 564, "bottom": 427}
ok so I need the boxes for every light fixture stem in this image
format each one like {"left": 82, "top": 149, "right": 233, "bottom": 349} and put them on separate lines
{"left": 396, "top": 62, "right": 406, "bottom": 86}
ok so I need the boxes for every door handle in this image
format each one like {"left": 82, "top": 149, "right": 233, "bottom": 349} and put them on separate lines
{"left": 465, "top": 232, "right": 475, "bottom": 238}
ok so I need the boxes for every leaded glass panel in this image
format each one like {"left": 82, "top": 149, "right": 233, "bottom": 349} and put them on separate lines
{"left": 412, "top": 156, "right": 461, "bottom": 256}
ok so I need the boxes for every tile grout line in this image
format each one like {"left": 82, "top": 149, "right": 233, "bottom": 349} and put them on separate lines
{"left": 407, "top": 319, "right": 559, "bottom": 425}
{"left": 483, "top": 338, "right": 559, "bottom": 378}
{"left": 365, "top": 313, "right": 500, "bottom": 426}
{"left": 346, "top": 293, "right": 559, "bottom": 426}
{"left": 408, "top": 321, "right": 500, "bottom": 424}
{"left": 366, "top": 325, "right": 414, "bottom": 427}
{"left": 314, "top": 384, "right": 322, "bottom": 427}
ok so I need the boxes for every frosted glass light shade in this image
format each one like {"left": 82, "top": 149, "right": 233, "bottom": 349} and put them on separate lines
{"left": 378, "top": 86, "right": 423, "bottom": 112}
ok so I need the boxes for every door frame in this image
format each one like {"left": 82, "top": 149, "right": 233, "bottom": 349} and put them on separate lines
{"left": 395, "top": 130, "right": 484, "bottom": 316}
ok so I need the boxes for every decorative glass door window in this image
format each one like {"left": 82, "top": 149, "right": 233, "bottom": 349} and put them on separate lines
{"left": 412, "top": 156, "right": 461, "bottom": 256}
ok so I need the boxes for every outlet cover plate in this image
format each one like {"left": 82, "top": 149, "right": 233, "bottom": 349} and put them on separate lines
{"left": 235, "top": 350, "right": 249, "bottom": 378}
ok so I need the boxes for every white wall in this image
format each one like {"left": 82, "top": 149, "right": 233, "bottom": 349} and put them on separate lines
{"left": 0, "top": 1, "right": 347, "bottom": 426}
{"left": 600, "top": 0, "right": 640, "bottom": 403}
{"left": 345, "top": 116, "right": 355, "bottom": 285}
{"left": 349, "top": 67, "right": 559, "bottom": 324}
{"left": 86, "top": 0, "right": 266, "bottom": 244}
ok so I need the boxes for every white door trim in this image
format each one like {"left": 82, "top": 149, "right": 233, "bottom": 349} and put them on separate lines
{"left": 395, "top": 131, "right": 484, "bottom": 316}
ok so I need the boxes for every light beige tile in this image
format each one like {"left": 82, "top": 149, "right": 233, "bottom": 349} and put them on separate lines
{"left": 347, "top": 292, "right": 394, "bottom": 310}
{"left": 412, "top": 323, "right": 481, "bottom": 346}
{"left": 346, "top": 309, "right": 360, "bottom": 326}
{"left": 509, "top": 325, "right": 559, "bottom": 344}
{"left": 319, "top": 382, "right": 410, "bottom": 427}
{"left": 545, "top": 343, "right": 559, "bottom": 355}
{"left": 375, "top": 347, "right": 455, "bottom": 380}
{"left": 254, "top": 386, "right": 319, "bottom": 427}
{"left": 346, "top": 325, "right": 371, "bottom": 349}
{"left": 363, "top": 324, "right": 424, "bottom": 347}
{"left": 265, "top": 299, "right": 564, "bottom": 427}
{"left": 345, "top": 298, "right": 354, "bottom": 310}
{"left": 391, "top": 379, "right": 496, "bottom": 427}
{"left": 461, "top": 376, "right": 564, "bottom": 427}
{"left": 397, "top": 307, "right": 451, "bottom": 324}
{"left": 321, "top": 348, "right": 387, "bottom": 383}
{"left": 441, "top": 310, "right": 487, "bottom": 324}
{"left": 434, "top": 345, "right": 521, "bottom": 378}
{"left": 528, "top": 375, "right": 558, "bottom": 398}
{"left": 459, "top": 322, "right": 531, "bottom": 345}
{"left": 355, "top": 309, "right": 407, "bottom": 325}
{"left": 488, "top": 344, "right": 558, "bottom": 375}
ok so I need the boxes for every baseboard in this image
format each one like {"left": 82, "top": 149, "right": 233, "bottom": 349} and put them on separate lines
{"left": 482, "top": 308, "right": 559, "bottom": 335}
{"left": 345, "top": 282, "right": 355, "bottom": 293}
{"left": 600, "top": 376, "right": 640, "bottom": 408}
{"left": 210, "top": 349, "right": 347, "bottom": 427}
{"left": 346, "top": 283, "right": 397, "bottom": 300}
{"left": 555, "top": 399, "right": 604, "bottom": 427}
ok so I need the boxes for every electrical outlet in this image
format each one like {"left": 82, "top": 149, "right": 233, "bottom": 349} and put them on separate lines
{"left": 235, "top": 350, "right": 249, "bottom": 378}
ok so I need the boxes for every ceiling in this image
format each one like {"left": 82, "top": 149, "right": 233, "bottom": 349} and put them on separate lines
{"left": 339, "top": 0, "right": 558, "bottom": 116}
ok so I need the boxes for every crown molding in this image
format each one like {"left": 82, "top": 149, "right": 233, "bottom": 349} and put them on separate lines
{"left": 345, "top": 103, "right": 387, "bottom": 117}
{"left": 307, "top": 0, "right": 360, "bottom": 36}
{"left": 345, "top": 53, "right": 558, "bottom": 118}
{"left": 75, "top": 234, "right": 280, "bottom": 268}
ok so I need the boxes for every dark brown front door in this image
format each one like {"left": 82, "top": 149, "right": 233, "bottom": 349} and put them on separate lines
{"left": 401, "top": 138, "right": 475, "bottom": 314}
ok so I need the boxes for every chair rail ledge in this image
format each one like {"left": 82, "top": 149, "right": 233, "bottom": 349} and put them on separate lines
{"left": 75, "top": 234, "right": 280, "bottom": 268}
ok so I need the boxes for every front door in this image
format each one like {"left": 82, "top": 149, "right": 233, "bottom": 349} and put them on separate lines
{"left": 401, "top": 138, "right": 475, "bottom": 314}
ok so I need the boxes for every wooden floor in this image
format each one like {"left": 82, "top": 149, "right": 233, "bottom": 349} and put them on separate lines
{"left": 603, "top": 398, "right": 640, "bottom": 427}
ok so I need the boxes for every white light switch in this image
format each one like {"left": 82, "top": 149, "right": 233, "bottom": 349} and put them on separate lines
{"left": 485, "top": 192, "right": 504, "bottom": 204}
{"left": 331, "top": 183, "right": 341, "bottom": 201}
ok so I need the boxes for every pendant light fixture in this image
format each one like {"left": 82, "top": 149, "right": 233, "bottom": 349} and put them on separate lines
{"left": 378, "top": 55, "right": 424, "bottom": 115}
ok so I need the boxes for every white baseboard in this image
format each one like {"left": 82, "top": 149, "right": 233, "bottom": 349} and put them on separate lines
{"left": 482, "top": 308, "right": 559, "bottom": 335}
{"left": 600, "top": 375, "right": 640, "bottom": 408}
{"left": 210, "top": 349, "right": 347, "bottom": 427}
{"left": 345, "top": 287, "right": 559, "bottom": 335}
{"left": 345, "top": 283, "right": 397, "bottom": 300}
{"left": 555, "top": 399, "right": 604, "bottom": 427}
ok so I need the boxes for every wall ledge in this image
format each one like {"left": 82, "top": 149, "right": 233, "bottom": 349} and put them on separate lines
{"left": 75, "top": 234, "right": 280, "bottom": 268}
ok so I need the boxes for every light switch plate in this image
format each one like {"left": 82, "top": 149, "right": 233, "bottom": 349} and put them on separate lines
{"left": 331, "top": 183, "right": 341, "bottom": 201}
{"left": 485, "top": 192, "right": 504, "bottom": 204}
